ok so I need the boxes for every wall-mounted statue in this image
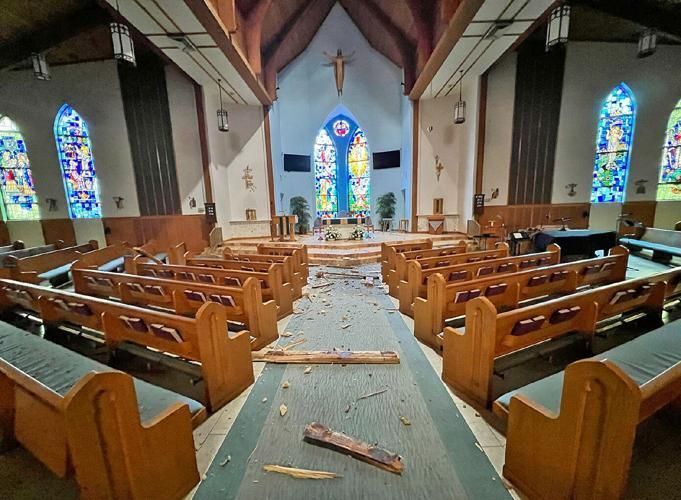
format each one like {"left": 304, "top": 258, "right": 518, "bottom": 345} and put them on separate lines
{"left": 565, "top": 183, "right": 577, "bottom": 197}
{"left": 635, "top": 179, "right": 648, "bottom": 194}
{"left": 435, "top": 155, "right": 444, "bottom": 181}
{"left": 323, "top": 49, "right": 354, "bottom": 96}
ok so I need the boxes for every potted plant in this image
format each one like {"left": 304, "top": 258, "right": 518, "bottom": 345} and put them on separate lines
{"left": 289, "top": 196, "right": 311, "bottom": 234}
{"left": 376, "top": 192, "right": 396, "bottom": 223}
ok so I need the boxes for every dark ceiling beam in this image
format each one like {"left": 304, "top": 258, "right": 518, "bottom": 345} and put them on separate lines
{"left": 405, "top": 0, "right": 434, "bottom": 71}
{"left": 339, "top": 0, "right": 417, "bottom": 92}
{"left": 573, "top": 0, "right": 681, "bottom": 38}
{"left": 409, "top": 0, "right": 484, "bottom": 100}
{"left": 262, "top": 0, "right": 319, "bottom": 62}
{"left": 211, "top": 0, "right": 238, "bottom": 33}
{"left": 242, "top": 0, "right": 273, "bottom": 76}
{"left": 0, "top": 4, "right": 110, "bottom": 68}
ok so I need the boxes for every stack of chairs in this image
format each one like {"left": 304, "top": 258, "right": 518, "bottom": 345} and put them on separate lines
{"left": 403, "top": 238, "right": 681, "bottom": 498}
{"left": 0, "top": 238, "right": 299, "bottom": 497}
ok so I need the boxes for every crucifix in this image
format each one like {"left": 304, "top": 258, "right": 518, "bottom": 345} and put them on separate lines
{"left": 323, "top": 49, "right": 354, "bottom": 96}
{"left": 242, "top": 165, "right": 255, "bottom": 192}
{"left": 435, "top": 155, "right": 444, "bottom": 181}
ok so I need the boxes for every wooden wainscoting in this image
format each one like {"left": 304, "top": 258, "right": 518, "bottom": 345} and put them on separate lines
{"left": 41, "top": 219, "right": 77, "bottom": 246}
{"left": 0, "top": 222, "right": 10, "bottom": 246}
{"left": 479, "top": 203, "right": 591, "bottom": 231}
{"left": 103, "top": 215, "right": 210, "bottom": 252}
{"left": 622, "top": 201, "right": 657, "bottom": 228}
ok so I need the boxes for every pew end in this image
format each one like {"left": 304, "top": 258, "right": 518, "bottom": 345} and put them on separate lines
{"left": 500, "top": 360, "right": 641, "bottom": 500}
{"left": 64, "top": 371, "right": 201, "bottom": 500}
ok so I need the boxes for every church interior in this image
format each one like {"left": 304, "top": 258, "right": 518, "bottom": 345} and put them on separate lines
{"left": 0, "top": 0, "right": 680, "bottom": 498}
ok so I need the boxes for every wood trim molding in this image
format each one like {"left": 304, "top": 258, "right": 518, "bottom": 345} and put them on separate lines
{"left": 474, "top": 72, "right": 488, "bottom": 198}
{"left": 411, "top": 100, "right": 420, "bottom": 232}
{"left": 263, "top": 106, "right": 276, "bottom": 218}
{"left": 194, "top": 84, "right": 214, "bottom": 205}
{"left": 409, "top": 0, "right": 484, "bottom": 100}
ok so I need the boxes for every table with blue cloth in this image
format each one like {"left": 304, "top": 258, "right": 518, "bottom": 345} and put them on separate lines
{"left": 534, "top": 229, "right": 617, "bottom": 260}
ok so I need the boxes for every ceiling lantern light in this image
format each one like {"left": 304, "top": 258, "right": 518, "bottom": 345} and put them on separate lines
{"left": 545, "top": 4, "right": 570, "bottom": 51}
{"left": 454, "top": 71, "right": 466, "bottom": 125}
{"left": 111, "top": 1, "right": 136, "bottom": 65}
{"left": 31, "top": 53, "right": 50, "bottom": 81}
{"left": 637, "top": 29, "right": 657, "bottom": 58}
{"left": 217, "top": 79, "right": 229, "bottom": 132}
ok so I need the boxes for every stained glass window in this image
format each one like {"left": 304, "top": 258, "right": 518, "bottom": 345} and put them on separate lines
{"left": 0, "top": 116, "right": 40, "bottom": 220}
{"left": 333, "top": 120, "right": 350, "bottom": 137}
{"left": 314, "top": 129, "right": 338, "bottom": 218}
{"left": 54, "top": 104, "right": 101, "bottom": 218}
{"left": 590, "top": 84, "right": 636, "bottom": 203}
{"left": 656, "top": 99, "right": 681, "bottom": 201}
{"left": 347, "top": 128, "right": 370, "bottom": 216}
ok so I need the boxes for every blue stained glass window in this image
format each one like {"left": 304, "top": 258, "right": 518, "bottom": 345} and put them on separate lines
{"left": 656, "top": 99, "right": 681, "bottom": 201}
{"left": 0, "top": 116, "right": 40, "bottom": 220}
{"left": 314, "top": 129, "right": 338, "bottom": 218}
{"left": 590, "top": 84, "right": 636, "bottom": 203}
{"left": 347, "top": 128, "right": 370, "bottom": 216}
{"left": 54, "top": 104, "right": 101, "bottom": 218}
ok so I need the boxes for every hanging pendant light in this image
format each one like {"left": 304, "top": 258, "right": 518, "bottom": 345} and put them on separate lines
{"left": 217, "top": 79, "right": 229, "bottom": 132}
{"left": 110, "top": 0, "right": 136, "bottom": 65}
{"left": 454, "top": 71, "right": 466, "bottom": 125}
{"left": 637, "top": 29, "right": 657, "bottom": 58}
{"left": 31, "top": 53, "right": 50, "bottom": 81}
{"left": 545, "top": 3, "right": 570, "bottom": 51}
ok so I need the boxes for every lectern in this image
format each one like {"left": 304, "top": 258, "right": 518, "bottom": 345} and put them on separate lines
{"left": 271, "top": 215, "right": 297, "bottom": 241}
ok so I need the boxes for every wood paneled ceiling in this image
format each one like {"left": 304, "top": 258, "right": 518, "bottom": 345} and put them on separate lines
{"left": 228, "top": 0, "right": 464, "bottom": 97}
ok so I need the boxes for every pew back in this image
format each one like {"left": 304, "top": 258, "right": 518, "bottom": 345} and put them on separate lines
{"left": 381, "top": 240, "right": 432, "bottom": 280}
{"left": 7, "top": 241, "right": 98, "bottom": 284}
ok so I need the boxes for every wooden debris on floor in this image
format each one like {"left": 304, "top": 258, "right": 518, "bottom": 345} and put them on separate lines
{"left": 263, "top": 464, "right": 339, "bottom": 480}
{"left": 282, "top": 338, "right": 306, "bottom": 351}
{"left": 303, "top": 422, "right": 404, "bottom": 475}
{"left": 356, "top": 388, "right": 389, "bottom": 401}
{"left": 279, "top": 404, "right": 288, "bottom": 417}
{"left": 252, "top": 350, "right": 400, "bottom": 364}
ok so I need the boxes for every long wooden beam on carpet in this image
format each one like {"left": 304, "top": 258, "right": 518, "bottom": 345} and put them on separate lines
{"left": 253, "top": 350, "right": 400, "bottom": 364}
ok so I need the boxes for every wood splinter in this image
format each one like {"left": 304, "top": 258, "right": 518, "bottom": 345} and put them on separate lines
{"left": 263, "top": 464, "right": 339, "bottom": 479}
{"left": 252, "top": 350, "right": 400, "bottom": 364}
{"left": 303, "top": 422, "right": 404, "bottom": 475}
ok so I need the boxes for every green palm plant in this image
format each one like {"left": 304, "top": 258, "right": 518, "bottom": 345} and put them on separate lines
{"left": 375, "top": 192, "right": 396, "bottom": 222}
{"left": 290, "top": 196, "right": 311, "bottom": 234}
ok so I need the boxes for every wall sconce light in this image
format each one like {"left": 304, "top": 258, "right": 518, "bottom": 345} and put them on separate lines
{"left": 31, "top": 53, "right": 50, "bottom": 81}
{"left": 545, "top": 3, "right": 570, "bottom": 51}
{"left": 217, "top": 79, "right": 229, "bottom": 132}
{"left": 45, "top": 198, "right": 57, "bottom": 211}
{"left": 454, "top": 71, "right": 466, "bottom": 125}
{"left": 188, "top": 196, "right": 197, "bottom": 209}
{"left": 111, "top": 0, "right": 136, "bottom": 66}
{"left": 637, "top": 29, "right": 657, "bottom": 58}
{"left": 565, "top": 183, "right": 577, "bottom": 197}
{"left": 113, "top": 196, "right": 125, "bottom": 209}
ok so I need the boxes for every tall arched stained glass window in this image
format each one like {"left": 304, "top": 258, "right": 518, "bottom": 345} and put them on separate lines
{"left": 0, "top": 115, "right": 40, "bottom": 220}
{"left": 54, "top": 104, "right": 101, "bottom": 218}
{"left": 590, "top": 83, "right": 636, "bottom": 203}
{"left": 347, "top": 128, "right": 370, "bottom": 216}
{"left": 314, "top": 129, "right": 338, "bottom": 218}
{"left": 656, "top": 99, "right": 681, "bottom": 201}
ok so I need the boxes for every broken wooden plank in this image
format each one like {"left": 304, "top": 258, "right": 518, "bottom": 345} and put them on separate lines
{"left": 252, "top": 350, "right": 400, "bottom": 364}
{"left": 303, "top": 422, "right": 404, "bottom": 475}
{"left": 263, "top": 464, "right": 339, "bottom": 479}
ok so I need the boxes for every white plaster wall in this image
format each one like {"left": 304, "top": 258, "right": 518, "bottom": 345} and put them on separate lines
{"left": 272, "top": 3, "right": 404, "bottom": 220}
{"left": 400, "top": 95, "right": 413, "bottom": 223}
{"left": 554, "top": 42, "right": 681, "bottom": 206}
{"left": 0, "top": 61, "right": 140, "bottom": 220}
{"left": 418, "top": 77, "right": 479, "bottom": 232}
{"left": 165, "top": 65, "right": 205, "bottom": 216}
{"left": 481, "top": 52, "right": 517, "bottom": 206}
{"left": 6, "top": 221, "right": 45, "bottom": 247}
{"left": 73, "top": 219, "right": 107, "bottom": 247}
{"left": 654, "top": 202, "right": 681, "bottom": 229}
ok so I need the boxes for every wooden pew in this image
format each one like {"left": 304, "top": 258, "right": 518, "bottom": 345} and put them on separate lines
{"left": 1, "top": 240, "right": 65, "bottom": 268}
{"left": 381, "top": 239, "right": 432, "bottom": 282}
{"left": 496, "top": 320, "right": 681, "bottom": 499}
{"left": 256, "top": 243, "right": 309, "bottom": 281}
{"left": 414, "top": 247, "right": 630, "bottom": 349}
{"left": 388, "top": 242, "right": 508, "bottom": 297}
{"left": 399, "top": 244, "right": 562, "bottom": 314}
{"left": 7, "top": 240, "right": 98, "bottom": 285}
{"left": 0, "top": 280, "right": 255, "bottom": 412}
{"left": 126, "top": 261, "right": 294, "bottom": 318}
{"left": 72, "top": 242, "right": 135, "bottom": 273}
{"left": 0, "top": 322, "right": 202, "bottom": 499}
{"left": 441, "top": 269, "right": 680, "bottom": 408}
{"left": 72, "top": 268, "right": 278, "bottom": 350}
{"left": 0, "top": 240, "right": 25, "bottom": 253}
{"left": 185, "top": 253, "right": 303, "bottom": 299}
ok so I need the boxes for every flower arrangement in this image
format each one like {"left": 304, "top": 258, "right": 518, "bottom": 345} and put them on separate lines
{"left": 349, "top": 225, "right": 366, "bottom": 240}
{"left": 324, "top": 225, "right": 342, "bottom": 241}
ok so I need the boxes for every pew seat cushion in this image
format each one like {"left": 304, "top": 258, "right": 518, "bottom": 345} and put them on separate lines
{"left": 0, "top": 322, "right": 205, "bottom": 422}
{"left": 98, "top": 256, "right": 126, "bottom": 272}
{"left": 619, "top": 238, "right": 681, "bottom": 257}
{"left": 38, "top": 263, "right": 75, "bottom": 285}
{"left": 495, "top": 321, "right": 681, "bottom": 414}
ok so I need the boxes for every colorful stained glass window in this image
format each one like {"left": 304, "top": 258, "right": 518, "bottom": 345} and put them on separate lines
{"left": 314, "top": 129, "right": 338, "bottom": 218}
{"left": 656, "top": 99, "right": 681, "bottom": 201}
{"left": 54, "top": 104, "right": 101, "bottom": 219}
{"left": 0, "top": 116, "right": 40, "bottom": 220}
{"left": 347, "top": 128, "right": 370, "bottom": 216}
{"left": 333, "top": 120, "right": 349, "bottom": 137}
{"left": 590, "top": 84, "right": 636, "bottom": 203}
